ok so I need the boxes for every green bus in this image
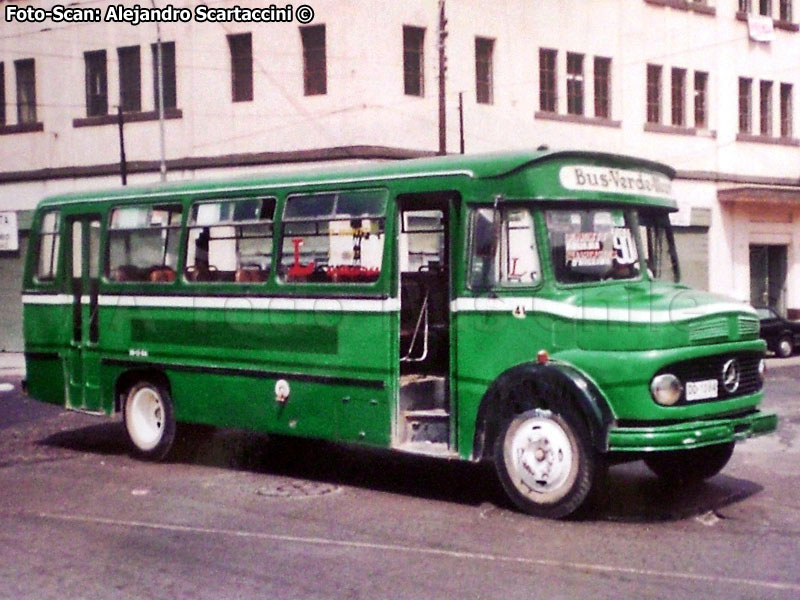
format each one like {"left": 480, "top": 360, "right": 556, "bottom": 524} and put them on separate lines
{"left": 22, "top": 149, "right": 777, "bottom": 518}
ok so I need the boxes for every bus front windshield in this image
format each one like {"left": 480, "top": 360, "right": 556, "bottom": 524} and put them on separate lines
{"left": 545, "top": 207, "right": 680, "bottom": 284}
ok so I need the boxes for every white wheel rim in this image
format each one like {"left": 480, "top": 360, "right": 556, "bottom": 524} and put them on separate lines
{"left": 127, "top": 387, "right": 165, "bottom": 451}
{"left": 504, "top": 415, "right": 575, "bottom": 498}
{"left": 780, "top": 340, "right": 792, "bottom": 356}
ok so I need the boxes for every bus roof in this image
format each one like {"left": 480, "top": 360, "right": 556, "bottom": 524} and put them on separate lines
{"left": 36, "top": 149, "right": 676, "bottom": 208}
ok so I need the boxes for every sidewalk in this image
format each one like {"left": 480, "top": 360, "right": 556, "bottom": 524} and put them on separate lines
{"left": 0, "top": 352, "right": 25, "bottom": 377}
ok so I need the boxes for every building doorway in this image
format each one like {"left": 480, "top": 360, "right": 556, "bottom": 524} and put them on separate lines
{"left": 750, "top": 244, "right": 787, "bottom": 313}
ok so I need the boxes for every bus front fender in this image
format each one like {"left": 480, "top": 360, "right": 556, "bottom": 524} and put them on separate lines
{"left": 472, "top": 361, "right": 614, "bottom": 460}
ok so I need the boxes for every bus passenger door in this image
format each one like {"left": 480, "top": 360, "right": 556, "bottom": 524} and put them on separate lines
{"left": 66, "top": 215, "right": 102, "bottom": 412}
{"left": 396, "top": 196, "right": 454, "bottom": 452}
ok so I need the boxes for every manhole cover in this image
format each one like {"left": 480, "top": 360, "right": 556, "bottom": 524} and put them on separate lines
{"left": 256, "top": 480, "right": 341, "bottom": 499}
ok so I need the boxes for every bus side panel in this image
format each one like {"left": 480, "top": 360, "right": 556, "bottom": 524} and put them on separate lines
{"left": 23, "top": 303, "right": 71, "bottom": 406}
{"left": 453, "top": 310, "right": 557, "bottom": 459}
{"left": 98, "top": 303, "right": 393, "bottom": 446}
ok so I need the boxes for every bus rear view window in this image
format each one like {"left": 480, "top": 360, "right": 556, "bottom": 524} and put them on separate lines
{"left": 280, "top": 189, "right": 387, "bottom": 284}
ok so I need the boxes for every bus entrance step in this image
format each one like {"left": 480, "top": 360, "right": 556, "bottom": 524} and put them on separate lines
{"left": 403, "top": 408, "right": 449, "bottom": 444}
{"left": 399, "top": 375, "right": 447, "bottom": 412}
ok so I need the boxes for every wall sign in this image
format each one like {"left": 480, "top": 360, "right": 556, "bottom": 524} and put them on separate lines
{"left": 748, "top": 14, "right": 775, "bottom": 42}
{"left": 0, "top": 212, "right": 19, "bottom": 252}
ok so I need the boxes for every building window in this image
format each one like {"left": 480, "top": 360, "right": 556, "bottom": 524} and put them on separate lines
{"left": 301, "top": 25, "right": 326, "bottom": 96}
{"left": 739, "top": 0, "right": 751, "bottom": 11}
{"left": 760, "top": 80, "right": 773, "bottom": 135}
{"left": 118, "top": 46, "right": 141, "bottom": 113}
{"left": 539, "top": 48, "right": 557, "bottom": 112}
{"left": 670, "top": 68, "right": 686, "bottom": 127}
{"left": 15, "top": 59, "right": 37, "bottom": 124}
{"left": 759, "top": 0, "right": 772, "bottom": 16}
{"left": 739, "top": 77, "right": 752, "bottom": 133}
{"left": 475, "top": 37, "right": 494, "bottom": 104}
{"left": 594, "top": 57, "right": 611, "bottom": 119}
{"left": 151, "top": 41, "right": 177, "bottom": 110}
{"left": 403, "top": 26, "right": 425, "bottom": 96}
{"left": 0, "top": 63, "right": 5, "bottom": 126}
{"left": 646, "top": 64, "right": 662, "bottom": 124}
{"left": 228, "top": 33, "right": 253, "bottom": 102}
{"left": 84, "top": 50, "right": 107, "bottom": 117}
{"left": 694, "top": 71, "right": 708, "bottom": 129}
{"left": 780, "top": 83, "right": 793, "bottom": 138}
{"left": 779, "top": 0, "right": 793, "bottom": 20}
{"left": 566, "top": 53, "right": 584, "bottom": 116}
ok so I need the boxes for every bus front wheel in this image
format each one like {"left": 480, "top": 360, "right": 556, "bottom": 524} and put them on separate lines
{"left": 123, "top": 381, "right": 176, "bottom": 461}
{"left": 494, "top": 408, "right": 597, "bottom": 519}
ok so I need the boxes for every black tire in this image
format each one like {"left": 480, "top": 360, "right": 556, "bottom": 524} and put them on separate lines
{"left": 494, "top": 407, "right": 598, "bottom": 519}
{"left": 123, "top": 380, "right": 176, "bottom": 461}
{"left": 776, "top": 335, "right": 794, "bottom": 358}
{"left": 644, "top": 442, "right": 735, "bottom": 483}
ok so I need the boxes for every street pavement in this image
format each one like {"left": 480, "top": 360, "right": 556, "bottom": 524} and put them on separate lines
{"left": 1, "top": 353, "right": 799, "bottom": 599}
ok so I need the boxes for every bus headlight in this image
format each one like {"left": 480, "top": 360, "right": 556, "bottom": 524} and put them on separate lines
{"left": 758, "top": 358, "right": 766, "bottom": 382}
{"left": 650, "top": 374, "right": 683, "bottom": 406}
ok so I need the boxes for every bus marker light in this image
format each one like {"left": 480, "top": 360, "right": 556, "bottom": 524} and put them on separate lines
{"left": 537, "top": 350, "right": 549, "bottom": 364}
{"left": 275, "top": 379, "right": 290, "bottom": 403}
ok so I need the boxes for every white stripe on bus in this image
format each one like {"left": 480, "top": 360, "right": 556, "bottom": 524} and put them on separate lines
{"left": 449, "top": 297, "right": 756, "bottom": 323}
{"left": 23, "top": 294, "right": 400, "bottom": 313}
{"left": 24, "top": 293, "right": 755, "bottom": 323}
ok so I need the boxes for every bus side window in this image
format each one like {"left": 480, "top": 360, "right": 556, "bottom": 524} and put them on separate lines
{"left": 468, "top": 207, "right": 540, "bottom": 288}
{"left": 35, "top": 211, "right": 61, "bottom": 282}
{"left": 184, "top": 197, "right": 275, "bottom": 284}
{"left": 279, "top": 190, "right": 387, "bottom": 284}
{"left": 107, "top": 205, "right": 182, "bottom": 282}
{"left": 399, "top": 210, "right": 444, "bottom": 273}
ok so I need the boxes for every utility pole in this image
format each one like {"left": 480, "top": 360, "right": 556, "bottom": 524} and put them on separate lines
{"left": 152, "top": 0, "right": 167, "bottom": 182}
{"left": 458, "top": 91, "right": 464, "bottom": 154}
{"left": 117, "top": 106, "right": 127, "bottom": 185}
{"left": 437, "top": 0, "right": 447, "bottom": 155}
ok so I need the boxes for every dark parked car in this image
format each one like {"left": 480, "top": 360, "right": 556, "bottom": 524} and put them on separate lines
{"left": 756, "top": 307, "right": 800, "bottom": 358}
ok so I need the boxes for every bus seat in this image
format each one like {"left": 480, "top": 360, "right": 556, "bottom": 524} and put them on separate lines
{"left": 112, "top": 264, "right": 142, "bottom": 282}
{"left": 149, "top": 267, "right": 176, "bottom": 283}
{"left": 185, "top": 265, "right": 215, "bottom": 282}
{"left": 235, "top": 267, "right": 263, "bottom": 283}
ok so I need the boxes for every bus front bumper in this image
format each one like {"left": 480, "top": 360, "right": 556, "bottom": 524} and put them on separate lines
{"left": 606, "top": 410, "right": 778, "bottom": 453}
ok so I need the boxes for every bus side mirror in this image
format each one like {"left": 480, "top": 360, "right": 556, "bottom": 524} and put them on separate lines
{"left": 471, "top": 197, "right": 502, "bottom": 291}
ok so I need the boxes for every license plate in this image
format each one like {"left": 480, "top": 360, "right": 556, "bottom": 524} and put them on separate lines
{"left": 686, "top": 379, "right": 718, "bottom": 401}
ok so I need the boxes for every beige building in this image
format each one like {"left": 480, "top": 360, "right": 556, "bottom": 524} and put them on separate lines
{"left": 1, "top": 0, "right": 799, "bottom": 349}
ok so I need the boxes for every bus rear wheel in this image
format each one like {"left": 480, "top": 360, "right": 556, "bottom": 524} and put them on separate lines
{"left": 644, "top": 442, "right": 735, "bottom": 483}
{"left": 494, "top": 408, "right": 597, "bottom": 519}
{"left": 123, "top": 380, "right": 176, "bottom": 461}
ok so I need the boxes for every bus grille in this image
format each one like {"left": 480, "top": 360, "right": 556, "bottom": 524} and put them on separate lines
{"left": 688, "top": 317, "right": 729, "bottom": 344}
{"left": 738, "top": 315, "right": 759, "bottom": 339}
{"left": 657, "top": 352, "right": 763, "bottom": 405}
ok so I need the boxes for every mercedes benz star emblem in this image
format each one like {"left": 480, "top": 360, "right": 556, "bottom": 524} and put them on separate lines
{"left": 722, "top": 359, "right": 741, "bottom": 394}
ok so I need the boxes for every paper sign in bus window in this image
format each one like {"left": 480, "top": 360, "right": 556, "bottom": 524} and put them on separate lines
{"left": 565, "top": 232, "right": 612, "bottom": 267}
